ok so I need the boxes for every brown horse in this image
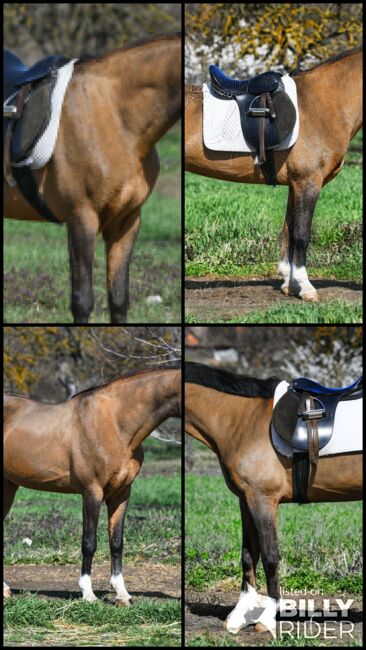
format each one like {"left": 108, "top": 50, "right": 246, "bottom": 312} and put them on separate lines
{"left": 4, "top": 35, "right": 181, "bottom": 323}
{"left": 185, "top": 48, "right": 362, "bottom": 302}
{"left": 185, "top": 362, "right": 362, "bottom": 633}
{"left": 4, "top": 366, "right": 181, "bottom": 602}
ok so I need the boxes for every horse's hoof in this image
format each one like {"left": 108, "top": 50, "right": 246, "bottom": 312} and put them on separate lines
{"left": 84, "top": 595, "right": 98, "bottom": 603}
{"left": 280, "top": 285, "right": 289, "bottom": 296}
{"left": 224, "top": 618, "right": 242, "bottom": 634}
{"left": 301, "top": 290, "right": 319, "bottom": 303}
{"left": 255, "top": 622, "right": 272, "bottom": 633}
{"left": 3, "top": 587, "right": 12, "bottom": 599}
{"left": 116, "top": 597, "right": 132, "bottom": 607}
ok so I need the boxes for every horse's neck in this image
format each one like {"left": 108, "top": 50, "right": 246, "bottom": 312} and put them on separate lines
{"left": 301, "top": 50, "right": 362, "bottom": 139}
{"left": 113, "top": 370, "right": 180, "bottom": 451}
{"left": 109, "top": 40, "right": 181, "bottom": 156}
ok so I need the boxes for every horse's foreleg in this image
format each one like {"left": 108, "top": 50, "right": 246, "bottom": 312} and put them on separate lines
{"left": 248, "top": 495, "right": 280, "bottom": 634}
{"left": 278, "top": 187, "right": 294, "bottom": 295}
{"left": 287, "top": 180, "right": 321, "bottom": 302}
{"left": 225, "top": 496, "right": 260, "bottom": 634}
{"left": 3, "top": 479, "right": 19, "bottom": 599}
{"left": 103, "top": 209, "right": 141, "bottom": 324}
{"left": 106, "top": 487, "right": 131, "bottom": 605}
{"left": 67, "top": 213, "right": 97, "bottom": 323}
{"left": 79, "top": 490, "right": 102, "bottom": 602}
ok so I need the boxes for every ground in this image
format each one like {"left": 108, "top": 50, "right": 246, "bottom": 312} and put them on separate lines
{"left": 185, "top": 276, "right": 362, "bottom": 320}
{"left": 185, "top": 588, "right": 363, "bottom": 645}
{"left": 4, "top": 561, "right": 180, "bottom": 602}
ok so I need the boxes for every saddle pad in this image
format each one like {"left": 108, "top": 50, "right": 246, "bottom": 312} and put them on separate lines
{"left": 202, "top": 75, "right": 299, "bottom": 153}
{"left": 13, "top": 60, "right": 76, "bottom": 170}
{"left": 271, "top": 381, "right": 362, "bottom": 458}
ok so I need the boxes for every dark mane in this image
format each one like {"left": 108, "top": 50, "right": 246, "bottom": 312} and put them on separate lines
{"left": 185, "top": 362, "right": 280, "bottom": 399}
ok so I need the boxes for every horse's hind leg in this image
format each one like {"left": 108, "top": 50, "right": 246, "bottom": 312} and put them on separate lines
{"left": 103, "top": 209, "right": 141, "bottom": 323}
{"left": 4, "top": 479, "right": 19, "bottom": 598}
{"left": 106, "top": 487, "right": 131, "bottom": 605}
{"left": 79, "top": 490, "right": 102, "bottom": 602}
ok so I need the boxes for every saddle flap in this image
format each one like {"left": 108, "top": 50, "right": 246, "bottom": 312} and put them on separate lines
{"left": 12, "top": 76, "right": 56, "bottom": 164}
{"left": 272, "top": 389, "right": 300, "bottom": 444}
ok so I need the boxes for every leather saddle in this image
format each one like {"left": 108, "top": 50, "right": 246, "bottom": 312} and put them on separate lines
{"left": 273, "top": 376, "right": 363, "bottom": 451}
{"left": 273, "top": 375, "right": 362, "bottom": 503}
{"left": 209, "top": 64, "right": 297, "bottom": 186}
{"left": 3, "top": 50, "right": 69, "bottom": 223}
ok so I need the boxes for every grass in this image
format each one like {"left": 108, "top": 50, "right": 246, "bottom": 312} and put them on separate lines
{"left": 185, "top": 300, "right": 362, "bottom": 324}
{"left": 4, "top": 128, "right": 181, "bottom": 324}
{"left": 4, "top": 595, "right": 181, "bottom": 646}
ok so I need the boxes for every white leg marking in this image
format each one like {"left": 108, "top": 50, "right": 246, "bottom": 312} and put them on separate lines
{"left": 226, "top": 585, "right": 277, "bottom": 636}
{"left": 110, "top": 573, "right": 131, "bottom": 604}
{"left": 79, "top": 574, "right": 98, "bottom": 602}
{"left": 225, "top": 584, "right": 258, "bottom": 633}
{"left": 289, "top": 264, "right": 318, "bottom": 301}
{"left": 4, "top": 581, "right": 12, "bottom": 599}
{"left": 278, "top": 259, "right": 291, "bottom": 294}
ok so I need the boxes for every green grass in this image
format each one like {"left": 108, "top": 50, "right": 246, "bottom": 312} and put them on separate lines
{"left": 185, "top": 135, "right": 362, "bottom": 281}
{"left": 185, "top": 474, "right": 362, "bottom": 595}
{"left": 4, "top": 128, "right": 181, "bottom": 324}
{"left": 185, "top": 300, "right": 362, "bottom": 324}
{"left": 4, "top": 595, "right": 181, "bottom": 646}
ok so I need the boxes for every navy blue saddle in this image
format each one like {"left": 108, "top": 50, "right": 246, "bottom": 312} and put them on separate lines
{"left": 4, "top": 50, "right": 68, "bottom": 92}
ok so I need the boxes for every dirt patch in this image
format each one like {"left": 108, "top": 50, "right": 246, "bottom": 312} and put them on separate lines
{"left": 185, "top": 276, "right": 362, "bottom": 320}
{"left": 185, "top": 589, "right": 362, "bottom": 645}
{"left": 4, "top": 561, "right": 180, "bottom": 601}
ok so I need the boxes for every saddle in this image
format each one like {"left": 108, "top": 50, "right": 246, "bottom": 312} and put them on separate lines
{"left": 4, "top": 50, "right": 69, "bottom": 223}
{"left": 209, "top": 64, "right": 297, "bottom": 185}
{"left": 273, "top": 376, "right": 363, "bottom": 502}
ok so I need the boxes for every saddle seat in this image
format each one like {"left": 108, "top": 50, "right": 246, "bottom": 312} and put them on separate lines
{"left": 273, "top": 376, "right": 363, "bottom": 452}
{"left": 291, "top": 376, "right": 363, "bottom": 396}
{"left": 209, "top": 64, "right": 281, "bottom": 97}
{"left": 4, "top": 50, "right": 67, "bottom": 89}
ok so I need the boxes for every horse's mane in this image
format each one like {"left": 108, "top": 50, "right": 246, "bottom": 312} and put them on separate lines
{"left": 185, "top": 362, "right": 280, "bottom": 399}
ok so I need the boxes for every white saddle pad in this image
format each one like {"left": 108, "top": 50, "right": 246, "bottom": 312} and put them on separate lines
{"left": 202, "top": 75, "right": 299, "bottom": 153}
{"left": 12, "top": 60, "right": 77, "bottom": 170}
{"left": 271, "top": 381, "right": 362, "bottom": 458}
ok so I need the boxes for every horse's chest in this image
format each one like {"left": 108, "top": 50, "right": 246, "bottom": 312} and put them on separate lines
{"left": 110, "top": 447, "right": 143, "bottom": 489}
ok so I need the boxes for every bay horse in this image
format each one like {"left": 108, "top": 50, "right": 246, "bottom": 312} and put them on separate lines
{"left": 185, "top": 48, "right": 362, "bottom": 302}
{"left": 4, "top": 34, "right": 181, "bottom": 323}
{"left": 4, "top": 366, "right": 181, "bottom": 603}
{"left": 185, "top": 362, "right": 362, "bottom": 634}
